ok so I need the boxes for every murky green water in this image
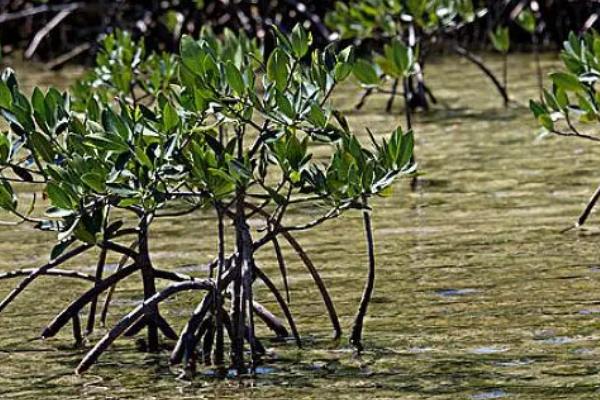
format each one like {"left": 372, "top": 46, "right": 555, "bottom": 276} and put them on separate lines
{"left": 3, "top": 54, "right": 600, "bottom": 399}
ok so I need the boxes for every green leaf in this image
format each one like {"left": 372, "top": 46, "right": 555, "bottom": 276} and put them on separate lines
{"left": 529, "top": 100, "right": 546, "bottom": 118}
{"left": 224, "top": 61, "right": 245, "bottom": 95}
{"left": 30, "top": 131, "right": 55, "bottom": 163}
{"left": 517, "top": 10, "right": 536, "bottom": 34}
{"left": 489, "top": 26, "right": 510, "bottom": 53}
{"left": 407, "top": 0, "right": 426, "bottom": 17}
{"left": 361, "top": 161, "right": 374, "bottom": 191}
{"left": 117, "top": 197, "right": 140, "bottom": 207}
{"left": 0, "top": 181, "right": 15, "bottom": 210}
{"left": 31, "top": 88, "right": 46, "bottom": 130}
{"left": 334, "top": 46, "right": 354, "bottom": 82}
{"left": 555, "top": 88, "right": 569, "bottom": 109}
{"left": 85, "top": 134, "right": 130, "bottom": 153}
{"left": 87, "top": 97, "right": 100, "bottom": 121}
{"left": 0, "top": 81, "right": 12, "bottom": 109}
{"left": 208, "top": 167, "right": 236, "bottom": 184}
{"left": 162, "top": 103, "right": 180, "bottom": 131}
{"left": 543, "top": 89, "right": 560, "bottom": 111}
{"left": 550, "top": 72, "right": 584, "bottom": 93}
{"left": 135, "top": 146, "right": 153, "bottom": 168}
{"left": 353, "top": 59, "right": 380, "bottom": 86}
{"left": 378, "top": 185, "right": 394, "bottom": 197}
{"left": 308, "top": 103, "right": 327, "bottom": 127}
{"left": 81, "top": 172, "right": 106, "bottom": 193}
{"left": 267, "top": 49, "right": 289, "bottom": 91}
{"left": 74, "top": 220, "right": 97, "bottom": 244}
{"left": 275, "top": 92, "right": 295, "bottom": 119}
{"left": 47, "top": 182, "right": 74, "bottom": 210}
{"left": 391, "top": 39, "right": 412, "bottom": 75}
{"left": 398, "top": 129, "right": 414, "bottom": 167}
{"left": 264, "top": 186, "right": 287, "bottom": 205}
{"left": 0, "top": 132, "right": 9, "bottom": 163}
{"left": 538, "top": 114, "right": 554, "bottom": 131}
{"left": 180, "top": 35, "right": 204, "bottom": 74}
{"left": 291, "top": 23, "right": 311, "bottom": 58}
{"left": 290, "top": 170, "right": 301, "bottom": 183}
{"left": 102, "top": 109, "right": 130, "bottom": 139}
{"left": 577, "top": 92, "right": 596, "bottom": 114}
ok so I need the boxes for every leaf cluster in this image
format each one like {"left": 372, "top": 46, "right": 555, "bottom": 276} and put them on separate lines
{"left": 530, "top": 31, "right": 600, "bottom": 134}
{"left": 0, "top": 24, "right": 415, "bottom": 258}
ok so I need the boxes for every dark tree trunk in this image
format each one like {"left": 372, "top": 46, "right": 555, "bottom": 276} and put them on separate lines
{"left": 139, "top": 214, "right": 159, "bottom": 352}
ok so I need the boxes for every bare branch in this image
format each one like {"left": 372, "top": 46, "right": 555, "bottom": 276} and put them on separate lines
{"left": 0, "top": 268, "right": 96, "bottom": 282}
{"left": 25, "top": 3, "right": 82, "bottom": 59}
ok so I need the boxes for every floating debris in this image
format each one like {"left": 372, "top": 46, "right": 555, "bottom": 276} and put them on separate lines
{"left": 471, "top": 389, "right": 509, "bottom": 399}
{"left": 471, "top": 346, "right": 509, "bottom": 355}
{"left": 435, "top": 288, "right": 479, "bottom": 297}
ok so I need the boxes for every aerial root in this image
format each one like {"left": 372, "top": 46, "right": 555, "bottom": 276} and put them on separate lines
{"left": 72, "top": 313, "right": 83, "bottom": 346}
{"left": 561, "top": 182, "right": 600, "bottom": 233}
{"left": 100, "top": 240, "right": 138, "bottom": 325}
{"left": 349, "top": 196, "right": 375, "bottom": 353}
{"left": 171, "top": 294, "right": 213, "bottom": 365}
{"left": 86, "top": 246, "right": 108, "bottom": 335}
{"left": 453, "top": 45, "right": 509, "bottom": 106}
{"left": 385, "top": 78, "right": 399, "bottom": 113}
{"left": 202, "top": 318, "right": 215, "bottom": 365}
{"left": 254, "top": 266, "right": 300, "bottom": 347}
{"left": 245, "top": 204, "right": 341, "bottom": 340}
{"left": 252, "top": 300, "right": 289, "bottom": 339}
{"left": 0, "top": 244, "right": 93, "bottom": 314}
{"left": 42, "top": 263, "right": 140, "bottom": 339}
{"left": 272, "top": 237, "right": 291, "bottom": 304}
{"left": 76, "top": 280, "right": 212, "bottom": 374}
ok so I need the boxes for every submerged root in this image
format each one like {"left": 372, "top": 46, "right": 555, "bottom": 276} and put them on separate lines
{"left": 245, "top": 204, "right": 341, "bottom": 340}
{"left": 254, "top": 266, "right": 300, "bottom": 347}
{"left": 1, "top": 217, "right": 343, "bottom": 376}
{"left": 42, "top": 263, "right": 140, "bottom": 339}
{"left": 0, "top": 268, "right": 97, "bottom": 282}
{"left": 76, "top": 280, "right": 212, "bottom": 374}
{"left": 0, "top": 244, "right": 93, "bottom": 314}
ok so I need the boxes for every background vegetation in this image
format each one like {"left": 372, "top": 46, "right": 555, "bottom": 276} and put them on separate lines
{"left": 1, "top": 0, "right": 599, "bottom": 68}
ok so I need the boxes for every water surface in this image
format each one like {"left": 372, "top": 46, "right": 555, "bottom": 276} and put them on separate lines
{"left": 2, "top": 54, "right": 600, "bottom": 399}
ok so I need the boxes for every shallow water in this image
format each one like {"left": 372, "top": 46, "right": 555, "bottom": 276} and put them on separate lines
{"left": 2, "top": 53, "right": 600, "bottom": 399}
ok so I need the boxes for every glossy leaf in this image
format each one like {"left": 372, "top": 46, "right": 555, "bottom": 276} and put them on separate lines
{"left": 267, "top": 49, "right": 289, "bottom": 91}
{"left": 47, "top": 182, "right": 74, "bottom": 210}
{"left": 353, "top": 59, "right": 380, "bottom": 86}
{"left": 224, "top": 61, "right": 245, "bottom": 95}
{"left": 550, "top": 72, "right": 584, "bottom": 93}
{"left": 180, "top": 36, "right": 204, "bottom": 74}
{"left": 163, "top": 103, "right": 180, "bottom": 131}
{"left": 0, "top": 81, "right": 11, "bottom": 109}
{"left": 291, "top": 23, "right": 311, "bottom": 58}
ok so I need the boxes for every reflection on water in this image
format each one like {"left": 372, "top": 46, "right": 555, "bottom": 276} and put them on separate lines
{"left": 3, "top": 53, "right": 600, "bottom": 398}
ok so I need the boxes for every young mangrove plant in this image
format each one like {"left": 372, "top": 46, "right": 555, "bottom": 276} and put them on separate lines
{"left": 326, "top": 0, "right": 510, "bottom": 111}
{"left": 490, "top": 4, "right": 546, "bottom": 104}
{"left": 0, "top": 25, "right": 415, "bottom": 377}
{"left": 489, "top": 25, "right": 510, "bottom": 105}
{"left": 530, "top": 30, "right": 600, "bottom": 231}
{"left": 0, "top": 0, "right": 334, "bottom": 66}
{"left": 513, "top": 4, "right": 543, "bottom": 97}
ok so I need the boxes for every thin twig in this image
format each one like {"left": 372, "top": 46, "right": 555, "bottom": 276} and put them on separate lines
{"left": 0, "top": 268, "right": 96, "bottom": 282}
{"left": 25, "top": 3, "right": 82, "bottom": 59}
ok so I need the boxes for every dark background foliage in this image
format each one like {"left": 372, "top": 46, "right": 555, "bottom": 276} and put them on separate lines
{"left": 0, "top": 0, "right": 598, "bottom": 68}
